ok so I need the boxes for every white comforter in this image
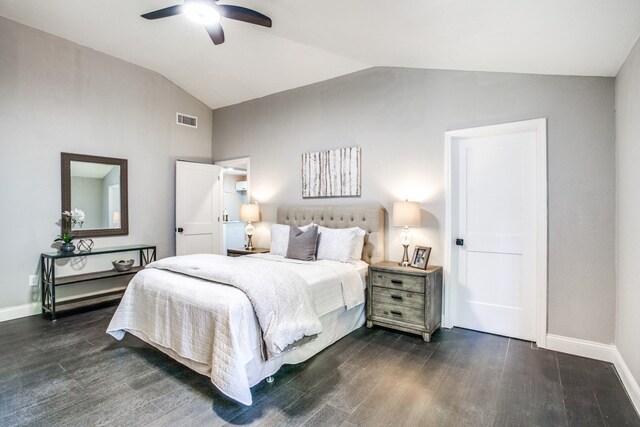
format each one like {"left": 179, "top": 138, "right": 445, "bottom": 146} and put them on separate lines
{"left": 106, "top": 254, "right": 364, "bottom": 405}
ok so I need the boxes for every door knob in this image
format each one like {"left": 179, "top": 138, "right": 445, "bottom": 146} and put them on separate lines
{"left": 177, "top": 227, "right": 184, "bottom": 233}
{"left": 456, "top": 238, "right": 464, "bottom": 246}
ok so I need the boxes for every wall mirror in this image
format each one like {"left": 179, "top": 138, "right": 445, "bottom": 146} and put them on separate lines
{"left": 61, "top": 153, "right": 128, "bottom": 237}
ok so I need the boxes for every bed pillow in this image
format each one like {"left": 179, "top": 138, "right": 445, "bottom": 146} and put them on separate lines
{"left": 316, "top": 226, "right": 366, "bottom": 263}
{"left": 270, "top": 223, "right": 314, "bottom": 256}
{"left": 285, "top": 225, "right": 319, "bottom": 261}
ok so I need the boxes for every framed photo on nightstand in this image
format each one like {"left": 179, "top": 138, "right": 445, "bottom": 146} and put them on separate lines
{"left": 410, "top": 245, "right": 431, "bottom": 270}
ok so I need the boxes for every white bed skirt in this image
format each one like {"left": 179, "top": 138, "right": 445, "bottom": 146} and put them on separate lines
{"left": 127, "top": 302, "right": 365, "bottom": 394}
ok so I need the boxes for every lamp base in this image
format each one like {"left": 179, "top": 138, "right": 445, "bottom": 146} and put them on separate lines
{"left": 399, "top": 244, "right": 410, "bottom": 267}
{"left": 245, "top": 221, "right": 255, "bottom": 251}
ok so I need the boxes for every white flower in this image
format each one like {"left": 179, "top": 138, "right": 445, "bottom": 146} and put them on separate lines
{"left": 72, "top": 208, "right": 86, "bottom": 222}
{"left": 62, "top": 211, "right": 71, "bottom": 217}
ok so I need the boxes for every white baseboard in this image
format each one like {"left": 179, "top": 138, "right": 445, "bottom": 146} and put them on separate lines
{"left": 613, "top": 348, "right": 640, "bottom": 415}
{"left": 0, "top": 286, "right": 126, "bottom": 323}
{"left": 545, "top": 334, "right": 615, "bottom": 362}
{"left": 0, "top": 302, "right": 41, "bottom": 322}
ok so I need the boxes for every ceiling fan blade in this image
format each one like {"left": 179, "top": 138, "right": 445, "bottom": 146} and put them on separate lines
{"left": 141, "top": 5, "right": 182, "bottom": 20}
{"left": 218, "top": 5, "right": 272, "bottom": 28}
{"left": 204, "top": 22, "right": 225, "bottom": 45}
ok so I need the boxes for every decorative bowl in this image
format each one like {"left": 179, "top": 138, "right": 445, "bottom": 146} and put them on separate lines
{"left": 112, "top": 259, "right": 135, "bottom": 272}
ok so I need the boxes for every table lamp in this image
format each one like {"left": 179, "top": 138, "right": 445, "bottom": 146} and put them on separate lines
{"left": 393, "top": 200, "right": 421, "bottom": 266}
{"left": 240, "top": 203, "right": 260, "bottom": 250}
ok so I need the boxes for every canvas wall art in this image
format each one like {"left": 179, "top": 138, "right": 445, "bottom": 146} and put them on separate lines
{"left": 302, "top": 146, "right": 361, "bottom": 198}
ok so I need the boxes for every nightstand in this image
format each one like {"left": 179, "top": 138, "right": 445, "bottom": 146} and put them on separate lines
{"left": 227, "top": 247, "right": 270, "bottom": 257}
{"left": 366, "top": 261, "right": 443, "bottom": 342}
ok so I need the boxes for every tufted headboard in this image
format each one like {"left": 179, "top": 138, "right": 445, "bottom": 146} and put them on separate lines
{"left": 277, "top": 204, "right": 385, "bottom": 264}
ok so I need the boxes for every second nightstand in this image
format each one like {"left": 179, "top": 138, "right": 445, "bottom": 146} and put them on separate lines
{"left": 367, "top": 261, "right": 443, "bottom": 342}
{"left": 227, "top": 247, "right": 270, "bottom": 257}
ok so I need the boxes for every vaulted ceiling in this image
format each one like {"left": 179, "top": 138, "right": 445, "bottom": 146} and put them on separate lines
{"left": 1, "top": 0, "right": 639, "bottom": 109}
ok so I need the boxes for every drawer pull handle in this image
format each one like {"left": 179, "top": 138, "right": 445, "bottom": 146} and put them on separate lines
{"left": 390, "top": 294, "right": 403, "bottom": 301}
{"left": 390, "top": 310, "right": 402, "bottom": 316}
{"left": 391, "top": 279, "right": 403, "bottom": 285}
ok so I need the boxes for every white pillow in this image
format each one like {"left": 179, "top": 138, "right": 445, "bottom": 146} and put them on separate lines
{"left": 270, "top": 223, "right": 313, "bottom": 256}
{"left": 316, "top": 226, "right": 366, "bottom": 263}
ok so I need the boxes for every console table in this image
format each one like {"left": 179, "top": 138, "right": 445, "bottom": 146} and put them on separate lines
{"left": 40, "top": 244, "right": 156, "bottom": 320}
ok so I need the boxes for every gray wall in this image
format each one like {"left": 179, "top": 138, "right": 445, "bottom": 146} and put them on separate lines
{"left": 615, "top": 37, "right": 640, "bottom": 386}
{"left": 71, "top": 177, "right": 103, "bottom": 229}
{"left": 0, "top": 17, "right": 212, "bottom": 310}
{"left": 212, "top": 67, "right": 616, "bottom": 344}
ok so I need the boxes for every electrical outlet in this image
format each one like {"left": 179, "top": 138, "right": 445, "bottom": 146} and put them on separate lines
{"left": 28, "top": 275, "right": 39, "bottom": 287}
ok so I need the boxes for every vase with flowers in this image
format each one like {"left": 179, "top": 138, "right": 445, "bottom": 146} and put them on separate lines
{"left": 55, "top": 208, "right": 85, "bottom": 253}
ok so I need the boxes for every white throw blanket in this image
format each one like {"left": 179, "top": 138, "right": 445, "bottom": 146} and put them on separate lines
{"left": 140, "top": 254, "right": 323, "bottom": 358}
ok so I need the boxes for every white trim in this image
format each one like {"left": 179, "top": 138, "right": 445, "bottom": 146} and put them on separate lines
{"left": 0, "top": 302, "right": 40, "bottom": 322}
{"left": 613, "top": 348, "right": 640, "bottom": 415}
{"left": 546, "top": 334, "right": 615, "bottom": 362}
{"left": 443, "top": 118, "right": 548, "bottom": 347}
{"left": 0, "top": 286, "right": 127, "bottom": 323}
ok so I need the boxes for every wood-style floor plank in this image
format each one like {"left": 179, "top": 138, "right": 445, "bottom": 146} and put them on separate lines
{"left": 589, "top": 361, "right": 640, "bottom": 426}
{"left": 0, "top": 306, "right": 637, "bottom": 427}
{"left": 454, "top": 332, "right": 509, "bottom": 426}
{"left": 557, "top": 352, "right": 608, "bottom": 427}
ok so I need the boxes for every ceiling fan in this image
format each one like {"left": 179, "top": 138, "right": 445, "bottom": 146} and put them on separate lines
{"left": 141, "top": 0, "right": 272, "bottom": 45}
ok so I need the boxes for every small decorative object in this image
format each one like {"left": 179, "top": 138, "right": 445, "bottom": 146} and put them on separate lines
{"left": 112, "top": 259, "right": 135, "bottom": 272}
{"left": 54, "top": 208, "right": 85, "bottom": 253}
{"left": 240, "top": 202, "right": 260, "bottom": 250}
{"left": 410, "top": 246, "right": 431, "bottom": 270}
{"left": 77, "top": 239, "right": 94, "bottom": 252}
{"left": 59, "top": 242, "right": 75, "bottom": 253}
{"left": 302, "top": 146, "right": 361, "bottom": 198}
{"left": 392, "top": 200, "right": 421, "bottom": 266}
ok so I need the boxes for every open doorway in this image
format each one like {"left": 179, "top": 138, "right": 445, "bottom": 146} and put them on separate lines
{"left": 215, "top": 157, "right": 250, "bottom": 254}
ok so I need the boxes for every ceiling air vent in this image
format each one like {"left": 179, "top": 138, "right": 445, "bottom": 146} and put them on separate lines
{"left": 176, "top": 113, "right": 198, "bottom": 128}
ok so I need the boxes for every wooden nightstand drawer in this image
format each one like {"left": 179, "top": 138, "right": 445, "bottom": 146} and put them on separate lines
{"left": 372, "top": 286, "right": 425, "bottom": 309}
{"left": 370, "top": 270, "right": 425, "bottom": 294}
{"left": 372, "top": 302, "right": 424, "bottom": 326}
{"left": 367, "top": 261, "right": 443, "bottom": 342}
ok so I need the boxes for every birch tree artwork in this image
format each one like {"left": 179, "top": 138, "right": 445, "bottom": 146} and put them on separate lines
{"left": 302, "top": 146, "right": 361, "bottom": 198}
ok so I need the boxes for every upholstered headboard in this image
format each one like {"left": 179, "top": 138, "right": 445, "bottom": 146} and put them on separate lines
{"left": 276, "top": 204, "right": 385, "bottom": 264}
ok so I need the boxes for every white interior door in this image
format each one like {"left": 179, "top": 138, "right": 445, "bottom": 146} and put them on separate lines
{"left": 176, "top": 161, "right": 222, "bottom": 256}
{"left": 451, "top": 123, "right": 540, "bottom": 341}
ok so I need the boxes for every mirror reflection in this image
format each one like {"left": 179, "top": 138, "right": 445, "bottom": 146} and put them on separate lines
{"left": 70, "top": 161, "right": 121, "bottom": 230}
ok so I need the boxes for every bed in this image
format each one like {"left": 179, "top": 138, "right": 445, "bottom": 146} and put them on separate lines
{"left": 107, "top": 204, "right": 385, "bottom": 405}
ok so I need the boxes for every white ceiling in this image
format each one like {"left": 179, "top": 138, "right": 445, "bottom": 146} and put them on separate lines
{"left": 1, "top": 0, "right": 639, "bottom": 109}
{"left": 71, "top": 162, "right": 117, "bottom": 179}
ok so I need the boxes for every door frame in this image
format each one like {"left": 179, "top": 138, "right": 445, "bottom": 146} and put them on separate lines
{"left": 443, "top": 118, "right": 548, "bottom": 347}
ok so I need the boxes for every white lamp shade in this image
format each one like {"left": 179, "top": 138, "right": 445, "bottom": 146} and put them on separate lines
{"left": 240, "top": 203, "right": 260, "bottom": 223}
{"left": 393, "top": 201, "right": 421, "bottom": 227}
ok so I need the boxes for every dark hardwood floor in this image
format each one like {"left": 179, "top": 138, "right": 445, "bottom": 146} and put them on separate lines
{"left": 0, "top": 305, "right": 638, "bottom": 426}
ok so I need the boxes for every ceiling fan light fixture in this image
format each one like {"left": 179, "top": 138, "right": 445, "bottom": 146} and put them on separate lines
{"left": 183, "top": 2, "right": 221, "bottom": 25}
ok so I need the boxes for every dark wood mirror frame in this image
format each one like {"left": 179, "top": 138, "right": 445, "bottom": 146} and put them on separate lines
{"left": 61, "top": 152, "right": 129, "bottom": 238}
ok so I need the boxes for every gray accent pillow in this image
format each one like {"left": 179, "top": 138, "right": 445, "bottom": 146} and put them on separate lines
{"left": 285, "top": 225, "right": 319, "bottom": 261}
